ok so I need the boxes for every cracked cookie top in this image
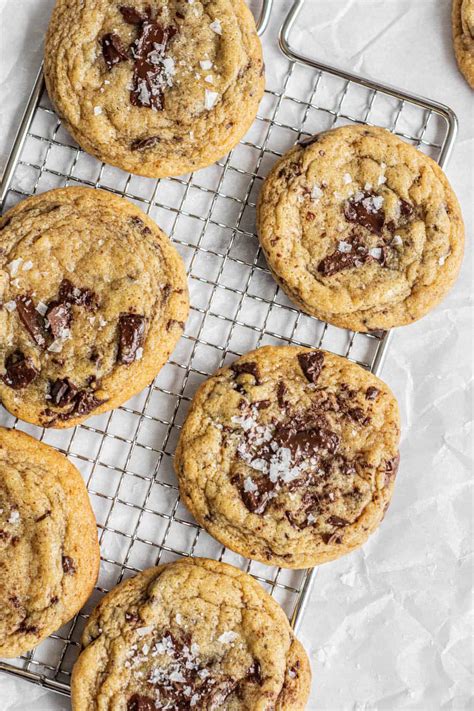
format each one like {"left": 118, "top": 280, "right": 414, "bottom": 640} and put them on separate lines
{"left": 0, "top": 187, "right": 189, "bottom": 428}
{"left": 0, "top": 427, "right": 99, "bottom": 658}
{"left": 71, "top": 558, "right": 311, "bottom": 711}
{"left": 257, "top": 125, "right": 464, "bottom": 331}
{"left": 44, "top": 0, "right": 264, "bottom": 177}
{"left": 175, "top": 346, "right": 400, "bottom": 569}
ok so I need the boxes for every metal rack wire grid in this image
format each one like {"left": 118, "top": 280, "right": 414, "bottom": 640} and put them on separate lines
{"left": 0, "top": 0, "right": 457, "bottom": 698}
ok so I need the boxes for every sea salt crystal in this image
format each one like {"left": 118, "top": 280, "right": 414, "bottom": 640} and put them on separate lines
{"left": 22, "top": 260, "right": 33, "bottom": 271}
{"left": 218, "top": 631, "right": 238, "bottom": 644}
{"left": 311, "top": 184, "right": 323, "bottom": 201}
{"left": 99, "top": 316, "right": 107, "bottom": 327}
{"left": 136, "top": 625, "right": 154, "bottom": 637}
{"left": 392, "top": 234, "right": 403, "bottom": 246}
{"left": 378, "top": 174, "right": 387, "bottom": 185}
{"left": 36, "top": 301, "right": 48, "bottom": 316}
{"left": 368, "top": 247, "right": 382, "bottom": 259}
{"left": 364, "top": 182, "right": 372, "bottom": 191}
{"left": 343, "top": 173, "right": 352, "bottom": 184}
{"left": 169, "top": 670, "right": 186, "bottom": 683}
{"left": 175, "top": 613, "right": 183, "bottom": 624}
{"left": 8, "top": 510, "right": 20, "bottom": 524}
{"left": 243, "top": 477, "right": 257, "bottom": 493}
{"left": 135, "top": 347, "right": 144, "bottom": 361}
{"left": 94, "top": 106, "right": 102, "bottom": 116}
{"left": 307, "top": 513, "right": 316, "bottom": 524}
{"left": 333, "top": 191, "right": 343, "bottom": 200}
{"left": 7, "top": 258, "right": 23, "bottom": 277}
{"left": 289, "top": 669, "right": 297, "bottom": 679}
{"left": 210, "top": 19, "right": 222, "bottom": 34}
{"left": 200, "top": 59, "right": 212, "bottom": 70}
{"left": 4, "top": 301, "right": 16, "bottom": 312}
{"left": 337, "top": 241, "right": 352, "bottom": 253}
{"left": 204, "top": 75, "right": 214, "bottom": 83}
{"left": 48, "top": 340, "right": 63, "bottom": 353}
{"left": 204, "top": 89, "right": 219, "bottom": 110}
{"left": 438, "top": 254, "right": 448, "bottom": 265}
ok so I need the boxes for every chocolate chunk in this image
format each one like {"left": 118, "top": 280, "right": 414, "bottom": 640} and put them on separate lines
{"left": 59, "top": 279, "right": 97, "bottom": 310}
{"left": 318, "top": 250, "right": 362, "bottom": 276}
{"left": 18, "top": 621, "right": 39, "bottom": 634}
{"left": 366, "top": 386, "right": 380, "bottom": 400}
{"left": 50, "top": 596, "right": 59, "bottom": 604}
{"left": 45, "top": 301, "right": 71, "bottom": 340}
{"left": 327, "top": 515, "right": 349, "bottom": 527}
{"left": 276, "top": 422, "right": 339, "bottom": 457}
{"left": 118, "top": 313, "right": 146, "bottom": 364}
{"left": 50, "top": 378, "right": 78, "bottom": 407}
{"left": 9, "top": 596, "right": 21, "bottom": 609}
{"left": 277, "top": 381, "right": 287, "bottom": 408}
{"left": 101, "top": 33, "right": 129, "bottom": 70}
{"left": 125, "top": 611, "right": 140, "bottom": 624}
{"left": 253, "top": 400, "right": 270, "bottom": 410}
{"left": 385, "top": 454, "right": 400, "bottom": 484}
{"left": 344, "top": 192, "right": 385, "bottom": 234}
{"left": 74, "top": 390, "right": 104, "bottom": 417}
{"left": 399, "top": 199, "right": 414, "bottom": 219}
{"left": 62, "top": 556, "right": 76, "bottom": 575}
{"left": 36, "top": 510, "right": 51, "bottom": 523}
{"left": 130, "top": 21, "right": 177, "bottom": 110}
{"left": 131, "top": 136, "right": 160, "bottom": 151}
{"left": 240, "top": 477, "right": 274, "bottom": 515}
{"left": 2, "top": 351, "right": 38, "bottom": 389}
{"left": 298, "top": 350, "right": 324, "bottom": 383}
{"left": 15, "top": 295, "right": 46, "bottom": 348}
{"left": 247, "top": 661, "right": 262, "bottom": 685}
{"left": 166, "top": 319, "right": 185, "bottom": 330}
{"left": 129, "top": 216, "right": 152, "bottom": 234}
{"left": 348, "top": 407, "right": 370, "bottom": 425}
{"left": 231, "top": 361, "right": 260, "bottom": 383}
{"left": 127, "top": 695, "right": 155, "bottom": 711}
{"left": 321, "top": 532, "right": 342, "bottom": 545}
{"left": 119, "top": 6, "right": 151, "bottom": 24}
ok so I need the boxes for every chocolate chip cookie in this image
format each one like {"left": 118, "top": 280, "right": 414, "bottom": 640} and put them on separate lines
{"left": 0, "top": 187, "right": 189, "bottom": 428}
{"left": 257, "top": 125, "right": 464, "bottom": 332}
{"left": 175, "top": 346, "right": 400, "bottom": 569}
{"left": 0, "top": 427, "right": 99, "bottom": 657}
{"left": 44, "top": 0, "right": 264, "bottom": 178}
{"left": 71, "top": 558, "right": 311, "bottom": 710}
{"left": 453, "top": 0, "right": 474, "bottom": 87}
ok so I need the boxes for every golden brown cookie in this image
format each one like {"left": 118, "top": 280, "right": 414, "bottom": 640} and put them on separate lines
{"left": 452, "top": 0, "right": 474, "bottom": 88}
{"left": 0, "top": 427, "right": 99, "bottom": 658}
{"left": 44, "top": 0, "right": 265, "bottom": 178}
{"left": 175, "top": 346, "right": 400, "bottom": 569}
{"left": 257, "top": 125, "right": 464, "bottom": 332}
{"left": 0, "top": 187, "right": 189, "bottom": 428}
{"left": 71, "top": 558, "right": 311, "bottom": 710}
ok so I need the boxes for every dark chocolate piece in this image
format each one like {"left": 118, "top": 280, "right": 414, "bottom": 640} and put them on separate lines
{"left": 344, "top": 192, "right": 385, "bottom": 234}
{"left": 61, "top": 556, "right": 76, "bottom": 575}
{"left": 131, "top": 136, "right": 160, "bottom": 151}
{"left": 15, "top": 295, "right": 46, "bottom": 348}
{"left": 58, "top": 279, "right": 97, "bottom": 310}
{"left": 45, "top": 301, "right": 71, "bottom": 340}
{"left": 231, "top": 361, "right": 260, "bottom": 382}
{"left": 127, "top": 695, "right": 155, "bottom": 711}
{"left": 118, "top": 313, "right": 146, "bottom": 364}
{"left": 101, "top": 33, "right": 129, "bottom": 70}
{"left": 365, "top": 386, "right": 380, "bottom": 400}
{"left": 119, "top": 6, "right": 151, "bottom": 24}
{"left": 297, "top": 351, "right": 324, "bottom": 384}
{"left": 327, "top": 515, "right": 349, "bottom": 527}
{"left": 130, "top": 21, "right": 177, "bottom": 110}
{"left": 50, "top": 378, "right": 78, "bottom": 407}
{"left": 2, "top": 351, "right": 38, "bottom": 389}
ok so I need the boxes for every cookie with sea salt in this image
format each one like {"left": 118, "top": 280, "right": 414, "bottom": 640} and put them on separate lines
{"left": 0, "top": 427, "right": 99, "bottom": 658}
{"left": 452, "top": 0, "right": 474, "bottom": 87}
{"left": 0, "top": 187, "right": 189, "bottom": 428}
{"left": 71, "top": 558, "right": 311, "bottom": 710}
{"left": 257, "top": 124, "right": 464, "bottom": 332}
{"left": 175, "top": 346, "right": 400, "bottom": 569}
{"left": 44, "top": 0, "right": 265, "bottom": 178}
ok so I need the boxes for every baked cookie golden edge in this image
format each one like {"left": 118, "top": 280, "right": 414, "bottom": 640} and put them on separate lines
{"left": 44, "top": 0, "right": 265, "bottom": 178}
{"left": 0, "top": 187, "right": 189, "bottom": 429}
{"left": 256, "top": 125, "right": 464, "bottom": 332}
{"left": 452, "top": 0, "right": 474, "bottom": 88}
{"left": 70, "top": 559, "right": 311, "bottom": 711}
{"left": 175, "top": 346, "right": 401, "bottom": 570}
{"left": 0, "top": 427, "right": 100, "bottom": 658}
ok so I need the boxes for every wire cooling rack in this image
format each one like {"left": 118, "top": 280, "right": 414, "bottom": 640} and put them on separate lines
{"left": 0, "top": 0, "right": 457, "bottom": 698}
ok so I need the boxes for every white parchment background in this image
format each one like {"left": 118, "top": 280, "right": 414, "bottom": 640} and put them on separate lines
{"left": 0, "top": 1, "right": 472, "bottom": 709}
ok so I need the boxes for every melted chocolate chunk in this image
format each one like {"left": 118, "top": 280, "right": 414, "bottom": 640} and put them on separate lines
{"left": 231, "top": 361, "right": 260, "bottom": 383}
{"left": 365, "top": 386, "right": 380, "bottom": 400}
{"left": 318, "top": 250, "right": 363, "bottom": 276}
{"left": 344, "top": 192, "right": 385, "bottom": 234}
{"left": 247, "top": 661, "right": 263, "bottom": 685}
{"left": 45, "top": 301, "right": 71, "bottom": 340}
{"left": 59, "top": 279, "right": 97, "bottom": 310}
{"left": 131, "top": 135, "right": 160, "bottom": 151}
{"left": 241, "top": 477, "right": 274, "bottom": 514}
{"left": 131, "top": 21, "right": 177, "bottom": 110}
{"left": 253, "top": 400, "right": 270, "bottom": 410}
{"left": 119, "top": 5, "right": 151, "bottom": 24}
{"left": 385, "top": 454, "right": 400, "bottom": 484}
{"left": 277, "top": 380, "right": 287, "bottom": 408}
{"left": 101, "top": 33, "right": 129, "bottom": 70}
{"left": 62, "top": 555, "right": 76, "bottom": 575}
{"left": 50, "top": 378, "right": 78, "bottom": 407}
{"left": 298, "top": 350, "right": 324, "bottom": 384}
{"left": 2, "top": 351, "right": 38, "bottom": 389}
{"left": 321, "top": 531, "right": 342, "bottom": 545}
{"left": 399, "top": 199, "right": 414, "bottom": 219}
{"left": 327, "top": 515, "right": 349, "bottom": 527}
{"left": 127, "top": 695, "right": 155, "bottom": 711}
{"left": 275, "top": 421, "right": 339, "bottom": 458}
{"left": 15, "top": 295, "right": 46, "bottom": 348}
{"left": 118, "top": 313, "right": 146, "bottom": 364}
{"left": 348, "top": 407, "right": 370, "bottom": 425}
{"left": 74, "top": 390, "right": 104, "bottom": 417}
